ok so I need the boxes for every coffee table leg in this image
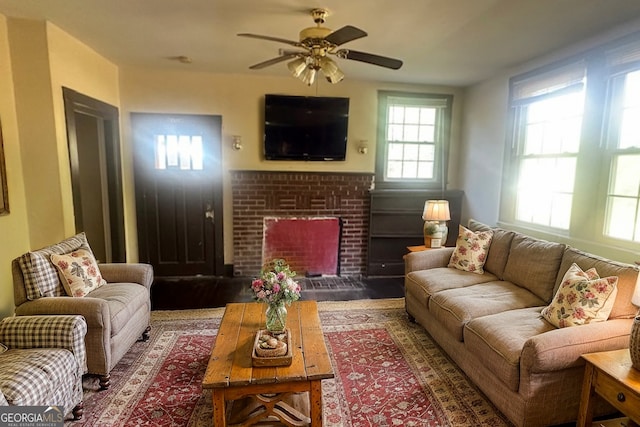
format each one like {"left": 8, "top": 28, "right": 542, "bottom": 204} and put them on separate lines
{"left": 212, "top": 389, "right": 226, "bottom": 426}
{"left": 309, "top": 380, "right": 323, "bottom": 426}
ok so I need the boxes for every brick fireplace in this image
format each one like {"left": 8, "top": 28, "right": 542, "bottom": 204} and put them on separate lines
{"left": 231, "top": 170, "right": 374, "bottom": 277}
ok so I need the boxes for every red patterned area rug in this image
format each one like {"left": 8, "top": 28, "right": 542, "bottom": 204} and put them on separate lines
{"left": 68, "top": 299, "right": 512, "bottom": 426}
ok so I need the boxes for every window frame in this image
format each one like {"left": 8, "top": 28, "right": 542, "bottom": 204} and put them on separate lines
{"left": 375, "top": 91, "right": 453, "bottom": 190}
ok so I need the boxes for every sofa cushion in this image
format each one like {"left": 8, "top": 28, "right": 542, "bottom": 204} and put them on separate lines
{"left": 17, "top": 233, "right": 91, "bottom": 300}
{"left": 542, "top": 263, "right": 618, "bottom": 328}
{"left": 464, "top": 307, "right": 554, "bottom": 391}
{"left": 556, "top": 247, "right": 639, "bottom": 319}
{"left": 448, "top": 225, "right": 493, "bottom": 274}
{"left": 405, "top": 268, "right": 497, "bottom": 308}
{"left": 51, "top": 248, "right": 107, "bottom": 297}
{"left": 502, "top": 234, "right": 566, "bottom": 302}
{"left": 88, "top": 283, "right": 150, "bottom": 337}
{"left": 484, "top": 229, "right": 516, "bottom": 280}
{"left": 428, "top": 281, "right": 547, "bottom": 341}
{"left": 467, "top": 220, "right": 516, "bottom": 279}
{"left": 0, "top": 348, "right": 78, "bottom": 405}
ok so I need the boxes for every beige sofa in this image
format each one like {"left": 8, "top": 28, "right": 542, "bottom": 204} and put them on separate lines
{"left": 405, "top": 220, "right": 639, "bottom": 427}
{"left": 12, "top": 233, "right": 153, "bottom": 389}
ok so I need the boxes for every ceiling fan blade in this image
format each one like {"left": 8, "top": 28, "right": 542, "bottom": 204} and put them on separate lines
{"left": 324, "top": 25, "right": 367, "bottom": 46}
{"left": 279, "top": 48, "right": 307, "bottom": 56}
{"left": 238, "top": 33, "right": 301, "bottom": 47}
{"left": 338, "top": 49, "right": 403, "bottom": 70}
{"left": 249, "top": 53, "right": 298, "bottom": 70}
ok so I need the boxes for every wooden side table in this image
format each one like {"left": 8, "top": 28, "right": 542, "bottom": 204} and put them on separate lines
{"left": 406, "top": 245, "right": 446, "bottom": 252}
{"left": 577, "top": 349, "right": 640, "bottom": 427}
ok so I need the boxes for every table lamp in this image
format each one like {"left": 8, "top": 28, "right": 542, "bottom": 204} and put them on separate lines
{"left": 422, "top": 200, "right": 451, "bottom": 248}
{"left": 631, "top": 273, "right": 640, "bottom": 370}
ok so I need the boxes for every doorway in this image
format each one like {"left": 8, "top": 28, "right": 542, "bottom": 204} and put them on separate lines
{"left": 63, "top": 88, "right": 125, "bottom": 263}
{"left": 131, "top": 113, "right": 223, "bottom": 277}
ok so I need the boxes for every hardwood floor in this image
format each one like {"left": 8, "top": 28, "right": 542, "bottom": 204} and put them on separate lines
{"left": 151, "top": 275, "right": 405, "bottom": 310}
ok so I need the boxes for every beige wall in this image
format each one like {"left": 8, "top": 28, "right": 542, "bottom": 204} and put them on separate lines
{"left": 8, "top": 19, "right": 62, "bottom": 249}
{"left": 47, "top": 22, "right": 121, "bottom": 238}
{"left": 0, "top": 16, "right": 30, "bottom": 319}
{"left": 119, "top": 67, "right": 464, "bottom": 264}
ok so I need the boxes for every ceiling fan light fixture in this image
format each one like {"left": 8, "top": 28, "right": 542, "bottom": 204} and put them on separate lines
{"left": 238, "top": 8, "right": 403, "bottom": 83}
{"left": 319, "top": 57, "right": 344, "bottom": 84}
{"left": 300, "top": 66, "right": 317, "bottom": 86}
{"left": 287, "top": 57, "right": 307, "bottom": 78}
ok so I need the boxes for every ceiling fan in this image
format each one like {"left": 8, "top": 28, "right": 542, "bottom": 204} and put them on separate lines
{"left": 238, "top": 8, "right": 403, "bottom": 85}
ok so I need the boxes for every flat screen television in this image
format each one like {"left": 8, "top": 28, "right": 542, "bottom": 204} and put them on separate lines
{"left": 264, "top": 94, "right": 349, "bottom": 161}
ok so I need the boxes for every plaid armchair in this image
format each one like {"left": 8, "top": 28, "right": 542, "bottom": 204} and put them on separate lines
{"left": 0, "top": 315, "right": 87, "bottom": 419}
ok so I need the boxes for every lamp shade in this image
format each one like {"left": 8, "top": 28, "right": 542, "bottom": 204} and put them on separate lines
{"left": 319, "top": 57, "right": 344, "bottom": 84}
{"left": 287, "top": 58, "right": 307, "bottom": 78}
{"left": 300, "top": 66, "right": 317, "bottom": 86}
{"left": 422, "top": 200, "right": 451, "bottom": 221}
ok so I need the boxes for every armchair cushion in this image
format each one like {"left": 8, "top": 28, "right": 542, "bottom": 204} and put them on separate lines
{"left": 88, "top": 283, "right": 150, "bottom": 336}
{"left": 0, "top": 349, "right": 79, "bottom": 406}
{"left": 17, "top": 233, "right": 91, "bottom": 300}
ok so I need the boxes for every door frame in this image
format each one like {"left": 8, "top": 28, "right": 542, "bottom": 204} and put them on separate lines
{"left": 63, "top": 87, "right": 126, "bottom": 262}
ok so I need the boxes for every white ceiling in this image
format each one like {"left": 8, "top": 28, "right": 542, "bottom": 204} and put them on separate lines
{"left": 1, "top": 0, "right": 640, "bottom": 86}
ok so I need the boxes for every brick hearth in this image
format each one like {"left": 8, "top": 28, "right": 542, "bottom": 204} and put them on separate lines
{"left": 231, "top": 170, "right": 373, "bottom": 277}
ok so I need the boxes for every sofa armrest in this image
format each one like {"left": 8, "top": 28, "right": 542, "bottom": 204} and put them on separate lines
{"left": 99, "top": 263, "right": 153, "bottom": 290}
{"left": 404, "top": 248, "right": 454, "bottom": 274}
{"left": 15, "top": 297, "right": 110, "bottom": 329}
{"left": 521, "top": 318, "right": 633, "bottom": 373}
{"left": 0, "top": 315, "right": 88, "bottom": 374}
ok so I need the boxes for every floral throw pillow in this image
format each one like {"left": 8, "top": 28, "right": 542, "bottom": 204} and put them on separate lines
{"left": 541, "top": 263, "right": 618, "bottom": 328}
{"left": 50, "top": 248, "right": 106, "bottom": 297}
{"left": 448, "top": 225, "right": 493, "bottom": 274}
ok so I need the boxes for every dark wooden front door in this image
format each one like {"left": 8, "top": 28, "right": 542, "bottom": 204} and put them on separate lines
{"left": 132, "top": 113, "right": 223, "bottom": 276}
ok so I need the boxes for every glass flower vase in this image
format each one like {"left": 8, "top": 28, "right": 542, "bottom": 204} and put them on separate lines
{"left": 265, "top": 302, "right": 287, "bottom": 333}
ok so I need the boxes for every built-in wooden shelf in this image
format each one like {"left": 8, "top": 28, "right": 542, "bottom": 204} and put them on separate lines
{"left": 367, "top": 189, "right": 463, "bottom": 276}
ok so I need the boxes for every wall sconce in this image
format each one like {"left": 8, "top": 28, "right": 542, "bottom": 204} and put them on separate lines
{"left": 232, "top": 135, "right": 242, "bottom": 151}
{"left": 357, "top": 140, "right": 368, "bottom": 154}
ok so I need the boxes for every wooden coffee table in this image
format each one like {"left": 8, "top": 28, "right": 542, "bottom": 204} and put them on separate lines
{"left": 202, "top": 300, "right": 334, "bottom": 426}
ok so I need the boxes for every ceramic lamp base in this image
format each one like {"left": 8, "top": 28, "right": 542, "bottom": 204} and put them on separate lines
{"left": 631, "top": 316, "right": 640, "bottom": 370}
{"left": 424, "top": 235, "right": 443, "bottom": 248}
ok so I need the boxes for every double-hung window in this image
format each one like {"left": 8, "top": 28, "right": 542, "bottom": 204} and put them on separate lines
{"left": 603, "top": 42, "right": 640, "bottom": 243}
{"left": 503, "top": 32, "right": 640, "bottom": 252}
{"left": 507, "top": 61, "right": 586, "bottom": 230}
{"left": 376, "top": 91, "right": 452, "bottom": 189}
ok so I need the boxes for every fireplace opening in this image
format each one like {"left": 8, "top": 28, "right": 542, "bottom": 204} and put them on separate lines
{"left": 262, "top": 216, "right": 342, "bottom": 277}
